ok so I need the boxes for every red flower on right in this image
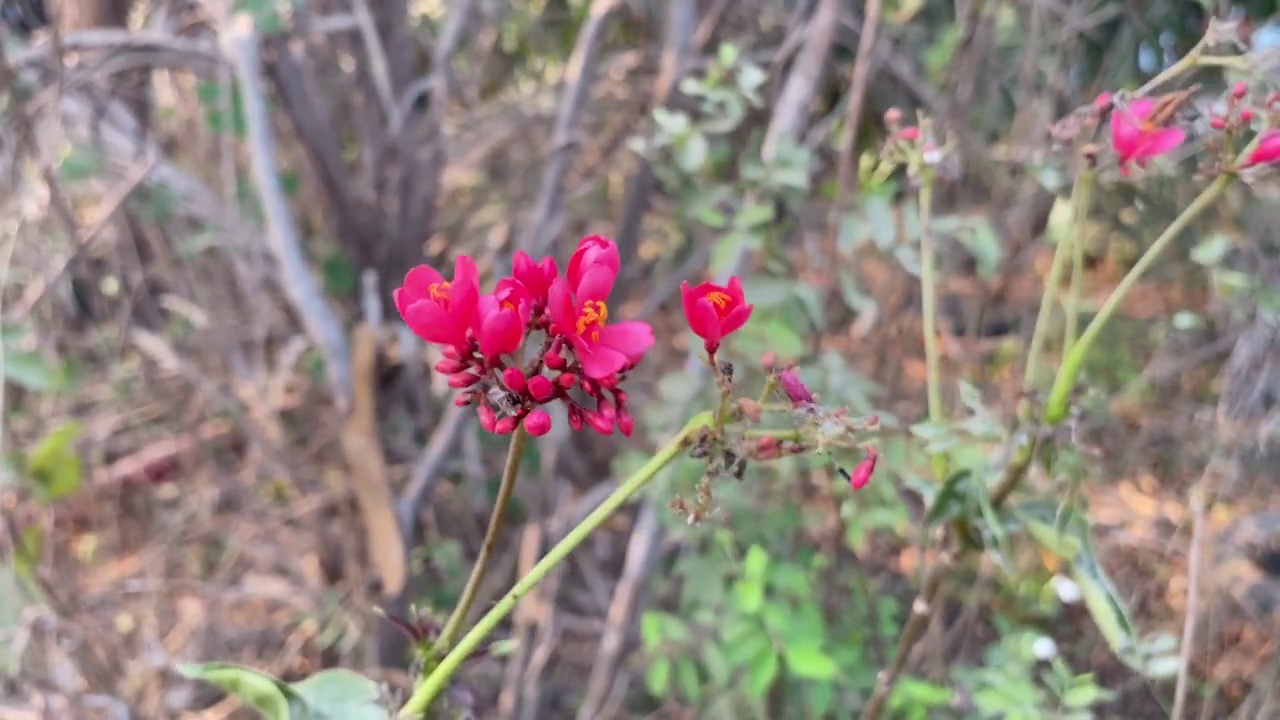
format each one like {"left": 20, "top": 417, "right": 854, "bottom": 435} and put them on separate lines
{"left": 1109, "top": 99, "right": 1186, "bottom": 175}
{"left": 680, "top": 277, "right": 754, "bottom": 355}
{"left": 1243, "top": 130, "right": 1280, "bottom": 168}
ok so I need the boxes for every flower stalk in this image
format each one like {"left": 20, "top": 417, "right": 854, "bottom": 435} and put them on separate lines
{"left": 398, "top": 411, "right": 715, "bottom": 718}
{"left": 433, "top": 425, "right": 528, "bottom": 655}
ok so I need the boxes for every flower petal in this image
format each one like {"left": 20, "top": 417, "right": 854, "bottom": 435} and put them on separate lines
{"left": 479, "top": 308, "right": 523, "bottom": 358}
{"left": 405, "top": 300, "right": 465, "bottom": 346}
{"left": 1126, "top": 99, "right": 1156, "bottom": 121}
{"left": 1135, "top": 126, "right": 1186, "bottom": 159}
{"left": 599, "top": 320, "right": 654, "bottom": 362}
{"left": 726, "top": 276, "right": 746, "bottom": 306}
{"left": 578, "top": 342, "right": 630, "bottom": 379}
{"left": 689, "top": 297, "right": 723, "bottom": 344}
{"left": 718, "top": 304, "right": 754, "bottom": 337}
{"left": 397, "top": 265, "right": 446, "bottom": 315}
{"left": 576, "top": 264, "right": 617, "bottom": 304}
{"left": 548, "top": 278, "right": 577, "bottom": 336}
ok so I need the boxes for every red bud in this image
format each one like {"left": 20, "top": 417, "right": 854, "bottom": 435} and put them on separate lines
{"left": 544, "top": 349, "right": 567, "bottom": 370}
{"left": 1234, "top": 81, "right": 1249, "bottom": 100}
{"left": 585, "top": 411, "right": 614, "bottom": 436}
{"left": 434, "top": 358, "right": 468, "bottom": 374}
{"left": 618, "top": 411, "right": 634, "bottom": 437}
{"left": 1210, "top": 115, "right": 1227, "bottom": 130}
{"left": 502, "top": 367, "right": 527, "bottom": 394}
{"left": 847, "top": 448, "right": 878, "bottom": 490}
{"left": 527, "top": 375, "right": 555, "bottom": 403}
{"left": 477, "top": 404, "right": 497, "bottom": 433}
{"left": 556, "top": 372, "right": 577, "bottom": 390}
{"left": 454, "top": 392, "right": 478, "bottom": 407}
{"left": 448, "top": 373, "right": 482, "bottom": 388}
{"left": 567, "top": 404, "right": 585, "bottom": 431}
{"left": 494, "top": 417, "right": 517, "bottom": 435}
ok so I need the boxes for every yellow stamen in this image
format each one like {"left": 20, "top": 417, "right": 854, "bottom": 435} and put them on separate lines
{"left": 429, "top": 281, "right": 451, "bottom": 304}
{"left": 705, "top": 290, "right": 732, "bottom": 314}
{"left": 576, "top": 300, "right": 608, "bottom": 343}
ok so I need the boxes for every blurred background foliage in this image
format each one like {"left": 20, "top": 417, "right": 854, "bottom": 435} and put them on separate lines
{"left": 5, "top": 0, "right": 1280, "bottom": 717}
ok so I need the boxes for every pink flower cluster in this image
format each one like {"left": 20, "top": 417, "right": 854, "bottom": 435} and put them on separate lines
{"left": 395, "top": 236, "right": 654, "bottom": 438}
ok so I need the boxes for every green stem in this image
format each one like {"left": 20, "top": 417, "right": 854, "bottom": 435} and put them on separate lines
{"left": 399, "top": 412, "right": 714, "bottom": 718}
{"left": 1043, "top": 174, "right": 1232, "bottom": 424}
{"left": 1062, "top": 171, "right": 1095, "bottom": 360}
{"left": 917, "top": 175, "right": 947, "bottom": 479}
{"left": 433, "top": 425, "right": 528, "bottom": 655}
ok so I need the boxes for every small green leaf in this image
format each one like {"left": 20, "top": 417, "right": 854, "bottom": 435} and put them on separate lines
{"left": 783, "top": 644, "right": 838, "bottom": 680}
{"left": 676, "top": 133, "right": 710, "bottom": 173}
{"left": 178, "top": 662, "right": 299, "bottom": 720}
{"left": 675, "top": 656, "right": 701, "bottom": 702}
{"left": 736, "top": 202, "right": 774, "bottom": 230}
{"left": 640, "top": 611, "right": 665, "bottom": 651}
{"left": 702, "top": 642, "right": 731, "bottom": 686}
{"left": 3, "top": 350, "right": 60, "bottom": 391}
{"left": 723, "top": 624, "right": 771, "bottom": 666}
{"left": 745, "top": 647, "right": 779, "bottom": 697}
{"left": 734, "top": 579, "right": 765, "bottom": 615}
{"left": 646, "top": 657, "right": 672, "bottom": 697}
{"left": 743, "top": 544, "right": 769, "bottom": 582}
{"left": 290, "top": 669, "right": 384, "bottom": 720}
{"left": 24, "top": 422, "right": 83, "bottom": 503}
{"left": 925, "top": 470, "right": 974, "bottom": 526}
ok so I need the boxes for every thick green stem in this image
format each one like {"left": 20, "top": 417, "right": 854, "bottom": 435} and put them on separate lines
{"left": 1062, "top": 171, "right": 1094, "bottom": 359}
{"left": 399, "top": 412, "right": 714, "bottom": 718}
{"left": 1043, "top": 174, "right": 1232, "bottom": 424}
{"left": 434, "top": 425, "right": 528, "bottom": 655}
{"left": 917, "top": 176, "right": 947, "bottom": 479}
{"left": 1022, "top": 172, "right": 1093, "bottom": 412}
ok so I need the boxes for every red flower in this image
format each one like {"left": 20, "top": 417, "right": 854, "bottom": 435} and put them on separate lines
{"left": 512, "top": 251, "right": 559, "bottom": 304}
{"left": 680, "top": 277, "right": 754, "bottom": 354}
{"left": 548, "top": 266, "right": 654, "bottom": 379}
{"left": 1242, "top": 130, "right": 1280, "bottom": 168}
{"left": 475, "top": 279, "right": 533, "bottom": 359}
{"left": 1109, "top": 99, "right": 1186, "bottom": 175}
{"left": 566, "top": 235, "right": 621, "bottom": 290}
{"left": 395, "top": 257, "right": 480, "bottom": 352}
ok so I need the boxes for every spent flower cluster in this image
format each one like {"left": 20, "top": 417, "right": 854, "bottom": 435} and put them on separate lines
{"left": 395, "top": 236, "right": 654, "bottom": 438}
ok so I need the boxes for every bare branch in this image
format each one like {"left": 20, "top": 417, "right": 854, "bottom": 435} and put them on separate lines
{"left": 221, "top": 14, "right": 352, "bottom": 410}
{"left": 521, "top": 0, "right": 624, "bottom": 255}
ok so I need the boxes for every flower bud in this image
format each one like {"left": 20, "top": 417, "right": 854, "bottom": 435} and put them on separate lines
{"left": 567, "top": 404, "right": 585, "bottom": 431}
{"left": 580, "top": 377, "right": 600, "bottom": 396}
{"left": 440, "top": 345, "right": 464, "bottom": 360}
{"left": 883, "top": 107, "right": 903, "bottom": 127}
{"left": 527, "top": 375, "right": 555, "bottom": 403}
{"left": 524, "top": 410, "right": 552, "bottom": 437}
{"left": 448, "top": 372, "right": 482, "bottom": 388}
{"left": 597, "top": 373, "right": 619, "bottom": 389}
{"left": 1241, "top": 108, "right": 1255, "bottom": 123}
{"left": 847, "top": 448, "right": 878, "bottom": 490}
{"left": 597, "top": 400, "right": 616, "bottom": 423}
{"left": 618, "top": 411, "right": 634, "bottom": 437}
{"left": 1210, "top": 115, "right": 1227, "bottom": 130}
{"left": 454, "top": 392, "right": 478, "bottom": 407}
{"left": 544, "top": 349, "right": 567, "bottom": 370}
{"left": 899, "top": 126, "right": 920, "bottom": 142}
{"left": 760, "top": 352, "right": 777, "bottom": 374}
{"left": 585, "top": 411, "right": 614, "bottom": 436}
{"left": 556, "top": 372, "right": 577, "bottom": 390}
{"left": 778, "top": 369, "right": 815, "bottom": 407}
{"left": 1234, "top": 81, "right": 1249, "bottom": 100}
{"left": 477, "top": 404, "right": 497, "bottom": 433}
{"left": 737, "top": 397, "right": 762, "bottom": 423}
{"left": 494, "top": 417, "right": 518, "bottom": 435}
{"left": 502, "top": 367, "right": 527, "bottom": 394}
{"left": 434, "top": 358, "right": 468, "bottom": 374}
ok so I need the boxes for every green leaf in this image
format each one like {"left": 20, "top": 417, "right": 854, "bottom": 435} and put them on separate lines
{"left": 925, "top": 470, "right": 974, "bottom": 526}
{"left": 734, "top": 579, "right": 765, "bottom": 615}
{"left": 736, "top": 202, "right": 774, "bottom": 230}
{"left": 723, "top": 623, "right": 771, "bottom": 666}
{"left": 808, "top": 680, "right": 835, "bottom": 716}
{"left": 702, "top": 642, "right": 731, "bottom": 686}
{"left": 1061, "top": 683, "right": 1107, "bottom": 709}
{"left": 1072, "top": 545, "right": 1140, "bottom": 668}
{"left": 745, "top": 647, "right": 779, "bottom": 697}
{"left": 178, "top": 662, "right": 300, "bottom": 720}
{"left": 783, "top": 644, "right": 838, "bottom": 680}
{"left": 289, "top": 669, "right": 384, "bottom": 720}
{"left": 676, "top": 133, "right": 710, "bottom": 173}
{"left": 675, "top": 656, "right": 701, "bottom": 702}
{"left": 646, "top": 657, "right": 672, "bottom": 697}
{"left": 640, "top": 611, "right": 665, "bottom": 651}
{"left": 743, "top": 544, "right": 770, "bottom": 582}
{"left": 24, "top": 422, "right": 83, "bottom": 502}
{"left": 3, "top": 350, "right": 59, "bottom": 391}
{"left": 863, "top": 194, "right": 897, "bottom": 249}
